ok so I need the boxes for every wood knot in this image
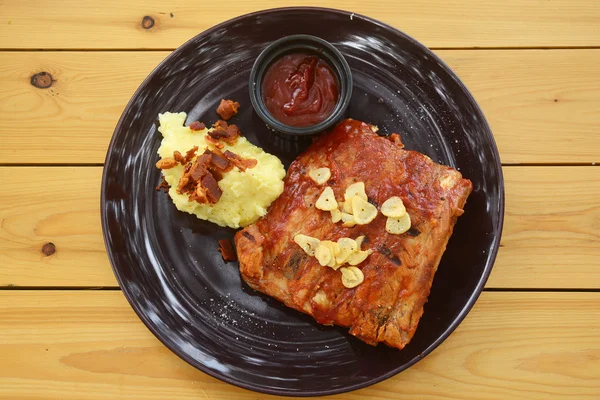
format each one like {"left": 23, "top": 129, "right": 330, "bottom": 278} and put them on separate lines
{"left": 41, "top": 242, "right": 56, "bottom": 256}
{"left": 31, "top": 72, "right": 54, "bottom": 89}
{"left": 141, "top": 16, "right": 155, "bottom": 29}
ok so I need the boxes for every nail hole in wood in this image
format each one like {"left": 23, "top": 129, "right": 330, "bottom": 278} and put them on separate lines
{"left": 142, "top": 16, "right": 155, "bottom": 29}
{"left": 42, "top": 242, "right": 56, "bottom": 256}
{"left": 30, "top": 72, "right": 54, "bottom": 89}
{"left": 554, "top": 99, "right": 558, "bottom": 102}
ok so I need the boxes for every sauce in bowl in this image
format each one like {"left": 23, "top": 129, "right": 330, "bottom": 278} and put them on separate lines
{"left": 262, "top": 53, "right": 339, "bottom": 127}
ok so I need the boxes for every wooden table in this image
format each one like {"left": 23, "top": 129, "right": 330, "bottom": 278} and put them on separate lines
{"left": 1, "top": 1, "right": 599, "bottom": 399}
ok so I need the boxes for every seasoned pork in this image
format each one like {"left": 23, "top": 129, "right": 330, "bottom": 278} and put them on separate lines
{"left": 235, "top": 119, "right": 472, "bottom": 349}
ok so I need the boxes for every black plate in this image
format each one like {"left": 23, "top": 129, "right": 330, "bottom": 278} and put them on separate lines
{"left": 101, "top": 7, "right": 504, "bottom": 396}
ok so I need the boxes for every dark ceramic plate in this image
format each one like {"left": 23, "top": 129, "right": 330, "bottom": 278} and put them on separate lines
{"left": 101, "top": 7, "right": 504, "bottom": 397}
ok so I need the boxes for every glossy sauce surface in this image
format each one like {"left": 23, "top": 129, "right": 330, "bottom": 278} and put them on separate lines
{"left": 262, "top": 53, "right": 339, "bottom": 127}
{"left": 253, "top": 119, "right": 472, "bottom": 330}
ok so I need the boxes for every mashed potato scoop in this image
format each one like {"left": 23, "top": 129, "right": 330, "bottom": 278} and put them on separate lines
{"left": 157, "top": 112, "right": 286, "bottom": 229}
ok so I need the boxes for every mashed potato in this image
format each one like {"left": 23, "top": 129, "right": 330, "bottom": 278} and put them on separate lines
{"left": 157, "top": 112, "right": 285, "bottom": 229}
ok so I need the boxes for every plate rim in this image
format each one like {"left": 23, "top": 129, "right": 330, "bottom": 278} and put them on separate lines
{"left": 101, "top": 6, "right": 505, "bottom": 396}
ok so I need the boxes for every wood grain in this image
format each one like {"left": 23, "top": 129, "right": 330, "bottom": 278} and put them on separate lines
{"left": 441, "top": 50, "right": 600, "bottom": 165}
{"left": 1, "top": 166, "right": 599, "bottom": 289}
{"left": 487, "top": 166, "right": 600, "bottom": 288}
{"left": 0, "top": 51, "right": 168, "bottom": 164}
{"left": 0, "top": 167, "right": 117, "bottom": 287}
{"left": 1, "top": 50, "right": 599, "bottom": 165}
{"left": 1, "top": 291, "right": 599, "bottom": 399}
{"left": 1, "top": 0, "right": 600, "bottom": 49}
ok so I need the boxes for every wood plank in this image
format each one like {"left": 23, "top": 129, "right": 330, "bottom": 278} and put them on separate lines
{"left": 0, "top": 167, "right": 117, "bottom": 287}
{"left": 1, "top": 1, "right": 600, "bottom": 49}
{"left": 1, "top": 50, "right": 598, "bottom": 164}
{"left": 0, "top": 51, "right": 169, "bottom": 164}
{"left": 440, "top": 49, "right": 600, "bottom": 165}
{"left": 1, "top": 291, "right": 598, "bottom": 399}
{"left": 487, "top": 166, "right": 600, "bottom": 288}
{"left": 1, "top": 166, "right": 599, "bottom": 289}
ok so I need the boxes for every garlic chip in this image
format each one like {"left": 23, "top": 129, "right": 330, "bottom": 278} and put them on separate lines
{"left": 385, "top": 213, "right": 411, "bottom": 235}
{"left": 330, "top": 208, "right": 342, "bottom": 223}
{"left": 352, "top": 196, "right": 378, "bottom": 225}
{"left": 344, "top": 182, "right": 368, "bottom": 202}
{"left": 323, "top": 241, "right": 341, "bottom": 268}
{"left": 342, "top": 196, "right": 354, "bottom": 214}
{"left": 293, "top": 234, "right": 321, "bottom": 256}
{"left": 340, "top": 212, "right": 356, "bottom": 227}
{"left": 336, "top": 238, "right": 358, "bottom": 265}
{"left": 340, "top": 266, "right": 365, "bottom": 288}
{"left": 381, "top": 196, "right": 406, "bottom": 218}
{"left": 348, "top": 249, "right": 373, "bottom": 266}
{"left": 337, "top": 237, "right": 358, "bottom": 252}
{"left": 315, "top": 243, "right": 333, "bottom": 266}
{"left": 315, "top": 186, "right": 338, "bottom": 211}
{"left": 335, "top": 249, "right": 352, "bottom": 266}
{"left": 309, "top": 167, "right": 331, "bottom": 185}
{"left": 294, "top": 232, "right": 372, "bottom": 274}
{"left": 321, "top": 240, "right": 341, "bottom": 258}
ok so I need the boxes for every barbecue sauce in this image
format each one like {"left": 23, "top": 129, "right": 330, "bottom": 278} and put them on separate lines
{"left": 262, "top": 53, "right": 339, "bottom": 127}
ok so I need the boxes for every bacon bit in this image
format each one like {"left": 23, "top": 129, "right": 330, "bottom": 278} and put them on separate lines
{"left": 226, "top": 124, "right": 241, "bottom": 141}
{"left": 204, "top": 149, "right": 232, "bottom": 172}
{"left": 184, "top": 146, "right": 199, "bottom": 163}
{"left": 243, "top": 158, "right": 258, "bottom": 170}
{"left": 177, "top": 173, "right": 192, "bottom": 194}
{"left": 156, "top": 177, "right": 170, "bottom": 192}
{"left": 173, "top": 150, "right": 185, "bottom": 164}
{"left": 208, "top": 127, "right": 228, "bottom": 140}
{"left": 176, "top": 150, "right": 228, "bottom": 205}
{"left": 389, "top": 133, "right": 404, "bottom": 148}
{"left": 189, "top": 121, "right": 206, "bottom": 131}
{"left": 190, "top": 184, "right": 208, "bottom": 204}
{"left": 216, "top": 99, "right": 240, "bottom": 120}
{"left": 218, "top": 239, "right": 238, "bottom": 262}
{"left": 206, "top": 135, "right": 225, "bottom": 149}
{"left": 177, "top": 160, "right": 204, "bottom": 193}
{"left": 187, "top": 171, "right": 221, "bottom": 205}
{"left": 213, "top": 120, "right": 228, "bottom": 130}
{"left": 177, "top": 165, "right": 191, "bottom": 192}
{"left": 156, "top": 157, "right": 178, "bottom": 169}
{"left": 208, "top": 123, "right": 241, "bottom": 145}
{"left": 172, "top": 142, "right": 249, "bottom": 206}
{"left": 223, "top": 150, "right": 242, "bottom": 164}
{"left": 190, "top": 155, "right": 210, "bottom": 180}
{"left": 201, "top": 173, "right": 222, "bottom": 203}
{"left": 223, "top": 150, "right": 258, "bottom": 171}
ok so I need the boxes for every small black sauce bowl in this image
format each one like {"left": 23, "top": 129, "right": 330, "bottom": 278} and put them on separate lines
{"left": 249, "top": 34, "right": 353, "bottom": 137}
